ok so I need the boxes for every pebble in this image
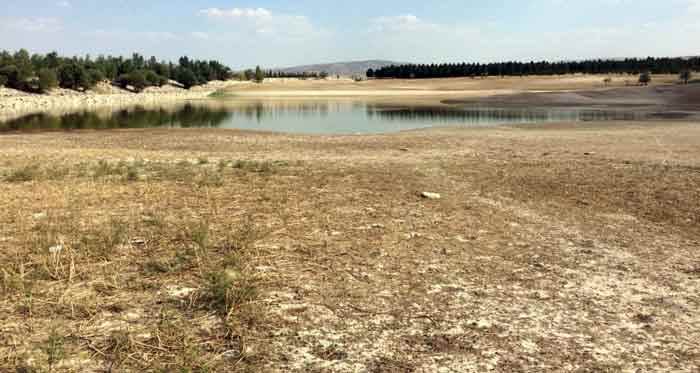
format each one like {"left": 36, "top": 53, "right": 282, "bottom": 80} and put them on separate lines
{"left": 421, "top": 192, "right": 442, "bottom": 200}
{"left": 49, "top": 244, "right": 63, "bottom": 254}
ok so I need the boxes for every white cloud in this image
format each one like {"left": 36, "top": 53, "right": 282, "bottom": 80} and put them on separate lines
{"left": 199, "top": 7, "right": 272, "bottom": 20}
{"left": 198, "top": 7, "right": 323, "bottom": 39}
{"left": 1, "top": 17, "right": 63, "bottom": 32}
{"left": 370, "top": 15, "right": 440, "bottom": 33}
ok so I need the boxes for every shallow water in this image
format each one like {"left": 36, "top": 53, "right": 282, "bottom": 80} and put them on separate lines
{"left": 0, "top": 99, "right": 652, "bottom": 134}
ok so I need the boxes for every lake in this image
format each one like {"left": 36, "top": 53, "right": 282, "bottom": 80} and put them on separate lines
{"left": 0, "top": 99, "right": 652, "bottom": 134}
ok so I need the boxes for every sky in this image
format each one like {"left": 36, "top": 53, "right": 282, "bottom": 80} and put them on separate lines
{"left": 1, "top": 0, "right": 699, "bottom": 69}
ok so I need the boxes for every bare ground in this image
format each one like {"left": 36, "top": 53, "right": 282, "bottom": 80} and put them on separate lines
{"left": 1, "top": 121, "right": 699, "bottom": 372}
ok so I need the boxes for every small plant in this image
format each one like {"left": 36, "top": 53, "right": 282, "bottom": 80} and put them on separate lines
{"left": 190, "top": 221, "right": 209, "bottom": 251}
{"left": 203, "top": 270, "right": 257, "bottom": 316}
{"left": 196, "top": 169, "right": 224, "bottom": 187}
{"left": 125, "top": 164, "right": 140, "bottom": 181}
{"left": 103, "top": 330, "right": 134, "bottom": 372}
{"left": 141, "top": 259, "right": 173, "bottom": 275}
{"left": 78, "top": 218, "right": 129, "bottom": 259}
{"left": 42, "top": 328, "right": 66, "bottom": 373}
{"left": 5, "top": 165, "right": 40, "bottom": 183}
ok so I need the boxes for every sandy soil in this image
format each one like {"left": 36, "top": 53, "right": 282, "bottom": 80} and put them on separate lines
{"left": 227, "top": 75, "right": 680, "bottom": 96}
{"left": 446, "top": 84, "right": 700, "bottom": 109}
{"left": 1, "top": 121, "right": 699, "bottom": 372}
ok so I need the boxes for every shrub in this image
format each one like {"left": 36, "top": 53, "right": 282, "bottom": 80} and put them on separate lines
{"left": 177, "top": 68, "right": 198, "bottom": 89}
{"left": 0, "top": 65, "right": 23, "bottom": 90}
{"left": 87, "top": 68, "right": 105, "bottom": 85}
{"left": 639, "top": 71, "right": 651, "bottom": 86}
{"left": 116, "top": 71, "right": 147, "bottom": 92}
{"left": 144, "top": 70, "right": 167, "bottom": 87}
{"left": 57, "top": 63, "right": 92, "bottom": 90}
{"left": 680, "top": 70, "right": 692, "bottom": 84}
{"left": 37, "top": 68, "right": 58, "bottom": 93}
{"left": 128, "top": 71, "right": 147, "bottom": 92}
{"left": 0, "top": 74, "right": 7, "bottom": 87}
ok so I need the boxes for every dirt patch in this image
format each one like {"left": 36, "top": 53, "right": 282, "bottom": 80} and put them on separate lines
{"left": 1, "top": 121, "right": 699, "bottom": 372}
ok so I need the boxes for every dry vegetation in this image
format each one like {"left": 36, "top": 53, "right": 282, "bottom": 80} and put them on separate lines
{"left": 1, "top": 120, "right": 699, "bottom": 372}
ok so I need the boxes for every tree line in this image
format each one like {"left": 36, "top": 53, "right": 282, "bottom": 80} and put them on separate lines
{"left": 0, "top": 49, "right": 234, "bottom": 93}
{"left": 367, "top": 57, "right": 700, "bottom": 79}
{"left": 264, "top": 70, "right": 330, "bottom": 79}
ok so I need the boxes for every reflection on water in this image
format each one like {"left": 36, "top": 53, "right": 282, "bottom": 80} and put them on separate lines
{"left": 0, "top": 100, "right": 649, "bottom": 134}
{"left": 371, "top": 107, "right": 641, "bottom": 123}
{"left": 0, "top": 104, "right": 232, "bottom": 132}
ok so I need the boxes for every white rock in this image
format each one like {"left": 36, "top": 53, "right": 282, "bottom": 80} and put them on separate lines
{"left": 421, "top": 192, "right": 442, "bottom": 200}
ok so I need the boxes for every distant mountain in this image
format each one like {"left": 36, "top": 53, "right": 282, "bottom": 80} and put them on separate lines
{"left": 275, "top": 60, "right": 407, "bottom": 77}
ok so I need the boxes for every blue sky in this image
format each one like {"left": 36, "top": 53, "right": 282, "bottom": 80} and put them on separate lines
{"left": 1, "top": 0, "right": 699, "bottom": 69}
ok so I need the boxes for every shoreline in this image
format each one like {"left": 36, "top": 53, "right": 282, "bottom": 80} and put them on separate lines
{"left": 1, "top": 75, "right": 690, "bottom": 123}
{"left": 0, "top": 80, "right": 244, "bottom": 121}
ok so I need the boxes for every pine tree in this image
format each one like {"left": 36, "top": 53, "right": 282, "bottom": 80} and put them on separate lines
{"left": 255, "top": 66, "right": 264, "bottom": 83}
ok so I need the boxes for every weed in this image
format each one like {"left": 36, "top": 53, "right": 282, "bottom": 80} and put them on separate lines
{"left": 217, "top": 159, "right": 229, "bottom": 171}
{"left": 141, "top": 259, "right": 173, "bottom": 275}
{"left": 190, "top": 221, "right": 209, "bottom": 252}
{"left": 77, "top": 218, "right": 129, "bottom": 259}
{"left": 231, "top": 160, "right": 278, "bottom": 174}
{"left": 203, "top": 269, "right": 257, "bottom": 316}
{"left": 103, "top": 330, "right": 135, "bottom": 372}
{"left": 42, "top": 328, "right": 66, "bottom": 373}
{"left": 5, "top": 165, "right": 40, "bottom": 183}
{"left": 196, "top": 169, "right": 224, "bottom": 187}
{"left": 125, "top": 164, "right": 140, "bottom": 181}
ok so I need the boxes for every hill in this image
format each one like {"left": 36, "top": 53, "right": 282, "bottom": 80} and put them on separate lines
{"left": 275, "top": 60, "right": 406, "bottom": 77}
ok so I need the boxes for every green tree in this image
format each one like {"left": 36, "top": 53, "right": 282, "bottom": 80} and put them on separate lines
{"left": 87, "top": 69, "right": 105, "bottom": 86}
{"left": 38, "top": 68, "right": 58, "bottom": 93}
{"left": 680, "top": 70, "right": 692, "bottom": 84}
{"left": 57, "top": 63, "right": 88, "bottom": 90}
{"left": 116, "top": 71, "right": 147, "bottom": 92}
{"left": 144, "top": 70, "right": 160, "bottom": 87}
{"left": 77, "top": 67, "right": 92, "bottom": 90}
{"left": 57, "top": 64, "right": 77, "bottom": 89}
{"left": 254, "top": 66, "right": 264, "bottom": 83}
{"left": 177, "top": 68, "right": 198, "bottom": 89}
{"left": 128, "top": 71, "right": 147, "bottom": 92}
{"left": 639, "top": 71, "right": 651, "bottom": 86}
{"left": 0, "top": 65, "right": 23, "bottom": 89}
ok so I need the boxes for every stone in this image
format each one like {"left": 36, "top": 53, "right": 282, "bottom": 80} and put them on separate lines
{"left": 421, "top": 192, "right": 442, "bottom": 200}
{"left": 49, "top": 244, "right": 63, "bottom": 254}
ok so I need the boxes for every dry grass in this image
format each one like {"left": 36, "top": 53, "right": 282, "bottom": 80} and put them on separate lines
{"left": 1, "top": 121, "right": 699, "bottom": 372}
